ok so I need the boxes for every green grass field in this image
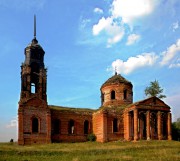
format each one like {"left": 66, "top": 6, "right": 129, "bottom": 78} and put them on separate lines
{"left": 0, "top": 141, "right": 179, "bottom": 161}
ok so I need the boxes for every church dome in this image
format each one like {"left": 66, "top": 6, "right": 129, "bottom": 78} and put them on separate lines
{"left": 100, "top": 73, "right": 133, "bottom": 107}
{"left": 101, "top": 73, "right": 132, "bottom": 89}
{"left": 26, "top": 38, "right": 44, "bottom": 50}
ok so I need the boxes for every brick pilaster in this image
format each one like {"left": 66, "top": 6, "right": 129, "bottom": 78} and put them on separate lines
{"left": 167, "top": 112, "right": 172, "bottom": 140}
{"left": 157, "top": 111, "right": 162, "bottom": 140}
{"left": 146, "top": 110, "right": 150, "bottom": 140}
{"left": 134, "top": 109, "right": 138, "bottom": 141}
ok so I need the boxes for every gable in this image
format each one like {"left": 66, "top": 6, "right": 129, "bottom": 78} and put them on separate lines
{"left": 26, "top": 97, "right": 46, "bottom": 107}
{"left": 134, "top": 97, "right": 170, "bottom": 110}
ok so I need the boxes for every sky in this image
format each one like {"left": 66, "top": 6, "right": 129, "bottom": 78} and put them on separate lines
{"left": 0, "top": 0, "right": 180, "bottom": 142}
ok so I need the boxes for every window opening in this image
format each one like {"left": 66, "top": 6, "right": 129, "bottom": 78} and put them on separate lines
{"left": 101, "top": 93, "right": 104, "bottom": 105}
{"left": 31, "top": 83, "right": 35, "bottom": 93}
{"left": 113, "top": 118, "right": 118, "bottom": 132}
{"left": 54, "top": 119, "right": 60, "bottom": 134}
{"left": 32, "top": 117, "right": 38, "bottom": 133}
{"left": 124, "top": 89, "right": 127, "bottom": 100}
{"left": 84, "top": 120, "right": 89, "bottom": 134}
{"left": 111, "top": 90, "right": 115, "bottom": 100}
{"left": 69, "top": 120, "right": 75, "bottom": 134}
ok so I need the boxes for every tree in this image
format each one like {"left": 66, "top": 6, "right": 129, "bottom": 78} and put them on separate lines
{"left": 145, "top": 80, "right": 166, "bottom": 99}
{"left": 172, "top": 118, "right": 180, "bottom": 141}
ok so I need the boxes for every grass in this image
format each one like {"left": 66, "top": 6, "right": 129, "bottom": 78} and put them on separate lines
{"left": 0, "top": 140, "right": 180, "bottom": 161}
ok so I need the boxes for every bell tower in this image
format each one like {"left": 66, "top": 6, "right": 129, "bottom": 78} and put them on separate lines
{"left": 20, "top": 15, "right": 47, "bottom": 102}
{"left": 18, "top": 16, "right": 51, "bottom": 145}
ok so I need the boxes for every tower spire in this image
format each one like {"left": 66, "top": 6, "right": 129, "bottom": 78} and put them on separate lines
{"left": 115, "top": 66, "right": 117, "bottom": 75}
{"left": 32, "top": 15, "right": 38, "bottom": 44}
{"left": 34, "top": 15, "right": 36, "bottom": 39}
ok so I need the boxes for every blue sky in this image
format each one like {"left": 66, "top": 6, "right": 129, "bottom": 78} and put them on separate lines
{"left": 0, "top": 0, "right": 180, "bottom": 142}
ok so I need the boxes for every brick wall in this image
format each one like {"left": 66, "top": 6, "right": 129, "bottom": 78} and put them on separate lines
{"left": 50, "top": 108, "right": 93, "bottom": 142}
{"left": 18, "top": 99, "right": 51, "bottom": 145}
{"left": 101, "top": 84, "right": 133, "bottom": 107}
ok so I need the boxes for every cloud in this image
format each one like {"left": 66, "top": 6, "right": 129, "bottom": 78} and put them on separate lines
{"left": 93, "top": 17, "right": 112, "bottom": 35}
{"left": 111, "top": 0, "right": 155, "bottom": 24}
{"left": 108, "top": 53, "right": 158, "bottom": 75}
{"left": 160, "top": 39, "right": 180, "bottom": 67}
{"left": 126, "top": 34, "right": 140, "bottom": 45}
{"left": 92, "top": 0, "right": 157, "bottom": 46}
{"left": 94, "top": 7, "right": 103, "bottom": 14}
{"left": 172, "top": 21, "right": 179, "bottom": 32}
{"left": 165, "top": 93, "right": 180, "bottom": 121}
{"left": 107, "top": 32, "right": 124, "bottom": 47}
{"left": 6, "top": 117, "right": 17, "bottom": 128}
{"left": 92, "top": 17, "right": 124, "bottom": 46}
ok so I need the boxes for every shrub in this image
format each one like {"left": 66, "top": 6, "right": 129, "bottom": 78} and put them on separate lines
{"left": 87, "top": 133, "right": 96, "bottom": 141}
{"left": 10, "top": 139, "right": 13, "bottom": 143}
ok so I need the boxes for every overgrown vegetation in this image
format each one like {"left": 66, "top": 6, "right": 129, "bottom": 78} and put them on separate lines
{"left": 172, "top": 118, "right": 180, "bottom": 141}
{"left": 87, "top": 133, "right": 96, "bottom": 141}
{"left": 0, "top": 141, "right": 179, "bottom": 161}
{"left": 144, "top": 80, "right": 166, "bottom": 99}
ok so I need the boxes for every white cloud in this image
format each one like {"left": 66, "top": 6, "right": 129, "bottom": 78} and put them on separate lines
{"left": 126, "top": 34, "right": 140, "bottom": 45}
{"left": 6, "top": 117, "right": 18, "bottom": 128}
{"left": 92, "top": 17, "right": 124, "bottom": 46}
{"left": 111, "top": 0, "right": 155, "bottom": 24}
{"left": 108, "top": 53, "right": 158, "bottom": 75}
{"left": 93, "top": 17, "right": 112, "bottom": 35}
{"left": 160, "top": 39, "right": 180, "bottom": 66}
{"left": 172, "top": 21, "right": 179, "bottom": 32}
{"left": 94, "top": 7, "right": 103, "bottom": 14}
{"left": 92, "top": 0, "right": 156, "bottom": 46}
{"left": 107, "top": 32, "right": 124, "bottom": 46}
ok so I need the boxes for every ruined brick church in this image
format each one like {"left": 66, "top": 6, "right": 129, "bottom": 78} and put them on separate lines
{"left": 18, "top": 18, "right": 172, "bottom": 145}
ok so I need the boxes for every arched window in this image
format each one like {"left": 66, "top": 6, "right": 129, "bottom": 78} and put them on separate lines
{"left": 69, "top": 119, "right": 75, "bottom": 134}
{"left": 111, "top": 90, "right": 115, "bottom": 100}
{"left": 124, "top": 89, "right": 127, "bottom": 100}
{"left": 113, "top": 118, "right": 118, "bottom": 132}
{"left": 32, "top": 117, "right": 39, "bottom": 133}
{"left": 31, "top": 83, "right": 35, "bottom": 93}
{"left": 30, "top": 62, "right": 39, "bottom": 94}
{"left": 101, "top": 92, "right": 104, "bottom": 105}
{"left": 84, "top": 120, "right": 89, "bottom": 134}
{"left": 53, "top": 119, "right": 60, "bottom": 134}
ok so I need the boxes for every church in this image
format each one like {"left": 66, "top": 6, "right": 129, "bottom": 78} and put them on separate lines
{"left": 18, "top": 18, "right": 172, "bottom": 145}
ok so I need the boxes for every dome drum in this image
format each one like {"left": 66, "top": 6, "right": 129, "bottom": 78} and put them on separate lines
{"left": 101, "top": 74, "right": 133, "bottom": 107}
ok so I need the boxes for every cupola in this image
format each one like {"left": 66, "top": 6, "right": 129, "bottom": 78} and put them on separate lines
{"left": 100, "top": 73, "right": 133, "bottom": 107}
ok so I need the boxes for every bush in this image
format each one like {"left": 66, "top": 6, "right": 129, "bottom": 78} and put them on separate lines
{"left": 87, "top": 133, "right": 96, "bottom": 141}
{"left": 10, "top": 139, "right": 13, "bottom": 143}
{"left": 172, "top": 122, "right": 180, "bottom": 141}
